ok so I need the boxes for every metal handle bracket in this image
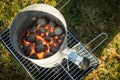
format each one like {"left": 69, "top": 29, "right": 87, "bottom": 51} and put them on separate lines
{"left": 55, "top": 0, "right": 70, "bottom": 11}
{"left": 85, "top": 32, "right": 108, "bottom": 53}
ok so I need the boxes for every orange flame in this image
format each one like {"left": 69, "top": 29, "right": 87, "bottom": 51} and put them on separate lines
{"left": 27, "top": 32, "right": 30, "bottom": 36}
{"left": 23, "top": 39, "right": 30, "bottom": 46}
{"left": 44, "top": 25, "right": 49, "bottom": 30}
{"left": 46, "top": 45, "right": 50, "bottom": 53}
{"left": 59, "top": 40, "right": 62, "bottom": 43}
{"left": 54, "top": 43, "right": 57, "bottom": 47}
{"left": 54, "top": 36, "right": 59, "bottom": 39}
{"left": 50, "top": 26, "right": 54, "bottom": 32}
{"left": 41, "top": 33, "right": 45, "bottom": 37}
{"left": 49, "top": 38, "right": 54, "bottom": 44}
{"left": 35, "top": 32, "right": 51, "bottom": 53}
{"left": 36, "top": 25, "right": 40, "bottom": 29}
{"left": 36, "top": 52, "right": 45, "bottom": 59}
{"left": 30, "top": 43, "right": 35, "bottom": 55}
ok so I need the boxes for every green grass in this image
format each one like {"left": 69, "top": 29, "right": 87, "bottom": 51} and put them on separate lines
{"left": 0, "top": 0, "right": 120, "bottom": 80}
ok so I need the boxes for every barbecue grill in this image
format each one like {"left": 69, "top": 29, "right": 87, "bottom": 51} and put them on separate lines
{"left": 0, "top": 0, "right": 108, "bottom": 80}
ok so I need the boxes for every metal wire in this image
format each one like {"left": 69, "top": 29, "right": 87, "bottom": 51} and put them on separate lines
{"left": 84, "top": 32, "right": 108, "bottom": 53}
{"left": 60, "top": 64, "right": 75, "bottom": 80}
{"left": 55, "top": 0, "right": 71, "bottom": 11}
{"left": 0, "top": 29, "right": 99, "bottom": 80}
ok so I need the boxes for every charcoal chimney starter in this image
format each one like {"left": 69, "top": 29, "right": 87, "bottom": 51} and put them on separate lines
{"left": 10, "top": 4, "right": 90, "bottom": 70}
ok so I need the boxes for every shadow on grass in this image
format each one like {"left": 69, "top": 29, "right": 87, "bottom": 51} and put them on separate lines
{"left": 61, "top": 0, "right": 120, "bottom": 58}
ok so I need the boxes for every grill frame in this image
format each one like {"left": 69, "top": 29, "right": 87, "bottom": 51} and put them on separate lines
{"left": 0, "top": 29, "right": 99, "bottom": 80}
{"left": 0, "top": 1, "right": 108, "bottom": 79}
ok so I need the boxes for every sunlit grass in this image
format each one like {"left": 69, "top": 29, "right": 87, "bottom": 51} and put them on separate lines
{"left": 85, "top": 32, "right": 120, "bottom": 80}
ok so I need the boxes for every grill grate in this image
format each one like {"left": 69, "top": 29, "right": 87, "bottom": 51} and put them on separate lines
{"left": 0, "top": 29, "right": 99, "bottom": 80}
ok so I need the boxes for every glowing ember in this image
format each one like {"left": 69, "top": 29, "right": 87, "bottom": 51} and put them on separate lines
{"left": 23, "top": 39, "right": 30, "bottom": 46}
{"left": 36, "top": 52, "right": 45, "bottom": 59}
{"left": 22, "top": 17, "right": 65, "bottom": 59}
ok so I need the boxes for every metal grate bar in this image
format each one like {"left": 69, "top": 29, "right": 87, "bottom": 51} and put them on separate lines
{"left": 60, "top": 64, "right": 74, "bottom": 80}
{"left": 41, "top": 68, "right": 55, "bottom": 79}
{"left": 0, "top": 29, "right": 99, "bottom": 80}
{"left": 38, "top": 68, "right": 54, "bottom": 79}
{"left": 34, "top": 68, "right": 48, "bottom": 79}
{"left": 76, "top": 67, "right": 93, "bottom": 80}
{"left": 0, "top": 30, "right": 35, "bottom": 80}
{"left": 49, "top": 66, "right": 68, "bottom": 79}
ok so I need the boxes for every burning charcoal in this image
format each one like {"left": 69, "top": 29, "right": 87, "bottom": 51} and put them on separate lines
{"left": 44, "top": 52, "right": 53, "bottom": 58}
{"left": 54, "top": 27, "right": 63, "bottom": 36}
{"left": 48, "top": 32, "right": 55, "bottom": 37}
{"left": 35, "top": 40, "right": 42, "bottom": 46}
{"left": 50, "top": 46, "right": 58, "bottom": 53}
{"left": 58, "top": 42, "right": 62, "bottom": 46}
{"left": 40, "top": 27, "right": 46, "bottom": 33}
{"left": 32, "top": 21, "right": 36, "bottom": 26}
{"left": 35, "top": 44, "right": 45, "bottom": 53}
{"left": 37, "top": 18, "right": 47, "bottom": 27}
{"left": 23, "top": 45, "right": 31, "bottom": 56}
{"left": 27, "top": 34, "right": 36, "bottom": 42}
{"left": 29, "top": 54, "right": 37, "bottom": 59}
{"left": 36, "top": 29, "right": 41, "bottom": 35}
{"left": 29, "top": 27, "right": 36, "bottom": 33}
{"left": 45, "top": 36, "right": 51, "bottom": 42}
{"left": 49, "top": 44, "right": 53, "bottom": 48}
{"left": 44, "top": 45, "right": 48, "bottom": 51}
{"left": 54, "top": 43, "right": 60, "bottom": 48}
{"left": 49, "top": 21, "right": 56, "bottom": 27}
{"left": 53, "top": 38, "right": 59, "bottom": 43}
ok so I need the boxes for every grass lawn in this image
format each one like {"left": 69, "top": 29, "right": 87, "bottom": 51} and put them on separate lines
{"left": 0, "top": 0, "right": 120, "bottom": 80}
